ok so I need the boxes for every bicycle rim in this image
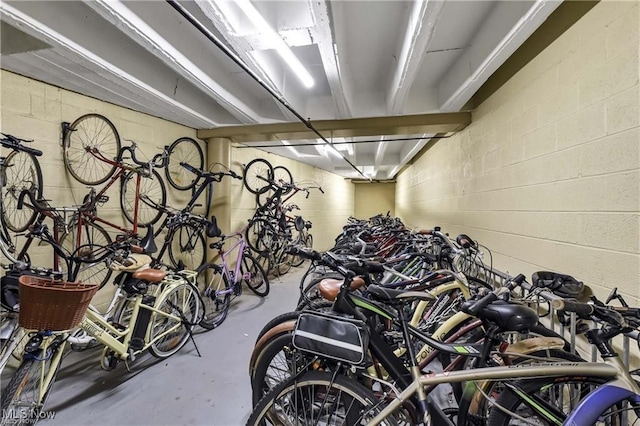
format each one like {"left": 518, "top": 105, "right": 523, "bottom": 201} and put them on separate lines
{"left": 63, "top": 113, "right": 120, "bottom": 185}
{"left": 2, "top": 150, "right": 42, "bottom": 232}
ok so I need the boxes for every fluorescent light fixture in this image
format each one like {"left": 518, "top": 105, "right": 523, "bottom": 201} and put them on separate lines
{"left": 281, "top": 140, "right": 315, "bottom": 158}
{"left": 234, "top": 0, "right": 314, "bottom": 88}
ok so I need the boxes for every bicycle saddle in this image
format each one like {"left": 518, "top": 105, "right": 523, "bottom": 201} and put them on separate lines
{"left": 472, "top": 300, "right": 538, "bottom": 332}
{"left": 318, "top": 277, "right": 366, "bottom": 302}
{"left": 139, "top": 225, "right": 157, "bottom": 254}
{"left": 132, "top": 268, "right": 166, "bottom": 283}
{"left": 531, "top": 271, "right": 584, "bottom": 299}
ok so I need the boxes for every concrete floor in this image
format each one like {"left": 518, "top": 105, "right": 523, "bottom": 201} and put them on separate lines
{"left": 2, "top": 266, "right": 304, "bottom": 426}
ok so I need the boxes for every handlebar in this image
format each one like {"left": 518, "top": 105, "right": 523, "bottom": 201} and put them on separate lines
{"left": 0, "top": 133, "right": 43, "bottom": 156}
{"left": 463, "top": 273, "right": 526, "bottom": 316}
{"left": 180, "top": 162, "right": 242, "bottom": 181}
{"left": 17, "top": 189, "right": 55, "bottom": 212}
{"left": 120, "top": 143, "right": 169, "bottom": 168}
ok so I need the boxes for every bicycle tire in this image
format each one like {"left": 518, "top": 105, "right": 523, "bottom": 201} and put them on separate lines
{"left": 165, "top": 137, "right": 204, "bottom": 191}
{"left": 243, "top": 158, "right": 273, "bottom": 195}
{"left": 58, "top": 221, "right": 113, "bottom": 288}
{"left": 167, "top": 223, "right": 206, "bottom": 271}
{"left": 120, "top": 169, "right": 166, "bottom": 227}
{"left": 248, "top": 370, "right": 396, "bottom": 426}
{"left": 290, "top": 233, "right": 312, "bottom": 268}
{"left": 149, "top": 282, "right": 200, "bottom": 358}
{"left": 273, "top": 165, "right": 293, "bottom": 194}
{"left": 273, "top": 242, "right": 292, "bottom": 276}
{"left": 251, "top": 331, "right": 300, "bottom": 406}
{"left": 241, "top": 251, "right": 270, "bottom": 297}
{"left": 486, "top": 375, "right": 614, "bottom": 426}
{"left": 0, "top": 353, "right": 61, "bottom": 425}
{"left": 254, "top": 251, "right": 272, "bottom": 278}
{"left": 63, "top": 113, "right": 121, "bottom": 185}
{"left": 195, "top": 263, "right": 231, "bottom": 330}
{"left": 246, "top": 217, "right": 276, "bottom": 254}
{"left": 2, "top": 150, "right": 43, "bottom": 232}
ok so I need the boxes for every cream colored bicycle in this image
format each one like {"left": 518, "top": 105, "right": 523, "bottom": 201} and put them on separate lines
{"left": 0, "top": 268, "right": 201, "bottom": 426}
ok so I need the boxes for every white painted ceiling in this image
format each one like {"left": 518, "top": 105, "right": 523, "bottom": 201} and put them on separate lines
{"left": 1, "top": 0, "right": 561, "bottom": 180}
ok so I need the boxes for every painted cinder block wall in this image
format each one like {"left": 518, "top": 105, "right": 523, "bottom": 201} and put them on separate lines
{"left": 354, "top": 182, "right": 396, "bottom": 220}
{"left": 396, "top": 0, "right": 639, "bottom": 302}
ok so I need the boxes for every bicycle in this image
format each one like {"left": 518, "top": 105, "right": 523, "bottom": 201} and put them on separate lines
{"left": 0, "top": 264, "right": 202, "bottom": 426}
{"left": 248, "top": 250, "right": 572, "bottom": 417}
{"left": 195, "top": 222, "right": 269, "bottom": 330}
{"left": 248, "top": 264, "right": 640, "bottom": 425}
{"left": 62, "top": 114, "right": 168, "bottom": 228}
{"left": 143, "top": 161, "right": 242, "bottom": 270}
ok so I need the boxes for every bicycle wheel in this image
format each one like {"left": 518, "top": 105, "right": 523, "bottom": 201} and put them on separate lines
{"left": 149, "top": 282, "right": 200, "bottom": 358}
{"left": 273, "top": 165, "right": 293, "bottom": 194}
{"left": 273, "top": 242, "right": 292, "bottom": 276}
{"left": 195, "top": 263, "right": 231, "bottom": 330}
{"left": 63, "top": 113, "right": 121, "bottom": 185}
{"left": 243, "top": 158, "right": 273, "bottom": 195}
{"left": 251, "top": 331, "right": 300, "bottom": 405}
{"left": 58, "top": 221, "right": 113, "bottom": 288}
{"left": 165, "top": 137, "right": 204, "bottom": 190}
{"left": 120, "top": 169, "right": 166, "bottom": 227}
{"left": 486, "top": 376, "right": 615, "bottom": 426}
{"left": 248, "top": 370, "right": 396, "bottom": 426}
{"left": 167, "top": 223, "right": 206, "bottom": 270}
{"left": 246, "top": 217, "right": 276, "bottom": 254}
{"left": 290, "top": 234, "right": 312, "bottom": 268}
{"left": 241, "top": 251, "right": 270, "bottom": 297}
{"left": 2, "top": 150, "right": 43, "bottom": 232}
{"left": 254, "top": 251, "right": 272, "bottom": 277}
{"left": 0, "top": 351, "right": 61, "bottom": 425}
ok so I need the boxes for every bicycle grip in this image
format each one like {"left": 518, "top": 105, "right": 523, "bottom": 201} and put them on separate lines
{"left": 229, "top": 170, "right": 242, "bottom": 180}
{"left": 552, "top": 299, "right": 594, "bottom": 318}
{"left": 462, "top": 291, "right": 499, "bottom": 317}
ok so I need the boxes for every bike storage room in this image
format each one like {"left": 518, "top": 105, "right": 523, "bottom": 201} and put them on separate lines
{"left": 0, "top": 1, "right": 639, "bottom": 425}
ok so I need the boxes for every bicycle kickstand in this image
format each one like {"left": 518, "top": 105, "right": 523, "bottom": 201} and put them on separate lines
{"left": 167, "top": 300, "right": 202, "bottom": 358}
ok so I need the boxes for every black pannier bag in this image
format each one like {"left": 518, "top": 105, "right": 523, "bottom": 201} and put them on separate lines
{"left": 293, "top": 311, "right": 369, "bottom": 365}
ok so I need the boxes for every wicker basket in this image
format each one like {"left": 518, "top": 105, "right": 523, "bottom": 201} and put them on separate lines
{"left": 18, "top": 275, "right": 99, "bottom": 331}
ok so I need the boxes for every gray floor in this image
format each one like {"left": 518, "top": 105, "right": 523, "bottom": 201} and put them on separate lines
{"left": 2, "top": 267, "right": 304, "bottom": 426}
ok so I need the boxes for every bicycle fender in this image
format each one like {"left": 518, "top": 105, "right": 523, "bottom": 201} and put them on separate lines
{"left": 565, "top": 381, "right": 640, "bottom": 426}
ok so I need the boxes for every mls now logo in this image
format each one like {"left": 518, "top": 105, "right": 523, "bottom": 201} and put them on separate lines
{"left": 2, "top": 408, "right": 56, "bottom": 423}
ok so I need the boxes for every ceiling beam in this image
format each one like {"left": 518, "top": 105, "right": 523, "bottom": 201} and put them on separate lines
{"left": 387, "top": 0, "right": 445, "bottom": 115}
{"left": 439, "top": 0, "right": 562, "bottom": 112}
{"left": 194, "top": 0, "right": 295, "bottom": 122}
{"left": 309, "top": 0, "right": 352, "bottom": 118}
{"left": 0, "top": 2, "right": 219, "bottom": 127}
{"left": 198, "top": 111, "right": 470, "bottom": 142}
{"left": 84, "top": 0, "right": 262, "bottom": 124}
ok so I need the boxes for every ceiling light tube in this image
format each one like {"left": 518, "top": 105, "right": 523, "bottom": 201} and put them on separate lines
{"left": 234, "top": 0, "right": 314, "bottom": 88}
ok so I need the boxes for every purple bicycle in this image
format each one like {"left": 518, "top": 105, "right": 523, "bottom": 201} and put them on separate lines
{"left": 195, "top": 222, "right": 269, "bottom": 330}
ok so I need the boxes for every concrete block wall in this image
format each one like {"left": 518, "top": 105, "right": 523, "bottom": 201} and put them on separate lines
{"left": 354, "top": 182, "right": 396, "bottom": 220}
{"left": 230, "top": 147, "right": 355, "bottom": 252}
{"left": 0, "top": 70, "right": 202, "bottom": 308}
{"left": 396, "top": 0, "right": 640, "bottom": 302}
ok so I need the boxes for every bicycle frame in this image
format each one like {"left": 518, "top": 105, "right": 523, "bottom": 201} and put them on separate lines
{"left": 76, "top": 148, "right": 143, "bottom": 237}
{"left": 215, "top": 231, "right": 249, "bottom": 290}
{"left": 367, "top": 357, "right": 639, "bottom": 425}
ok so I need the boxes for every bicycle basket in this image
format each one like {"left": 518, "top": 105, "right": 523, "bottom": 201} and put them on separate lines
{"left": 293, "top": 311, "right": 369, "bottom": 365}
{"left": 18, "top": 275, "right": 99, "bottom": 331}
